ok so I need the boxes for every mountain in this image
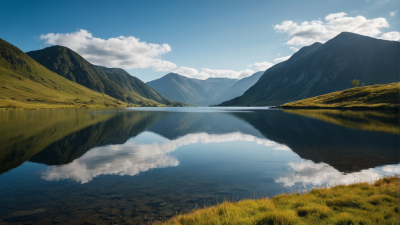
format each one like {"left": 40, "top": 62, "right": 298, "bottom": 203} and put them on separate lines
{"left": 27, "top": 46, "right": 185, "bottom": 106}
{"left": 213, "top": 71, "right": 264, "bottom": 105}
{"left": 146, "top": 73, "right": 238, "bottom": 106}
{"left": 219, "top": 32, "right": 400, "bottom": 106}
{"left": 204, "top": 77, "right": 238, "bottom": 95}
{"left": 0, "top": 38, "right": 135, "bottom": 110}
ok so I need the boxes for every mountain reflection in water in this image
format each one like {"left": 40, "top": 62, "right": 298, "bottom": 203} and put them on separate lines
{"left": 0, "top": 108, "right": 398, "bottom": 224}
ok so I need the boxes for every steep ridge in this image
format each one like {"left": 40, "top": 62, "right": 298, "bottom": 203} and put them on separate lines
{"left": 146, "top": 73, "right": 237, "bottom": 106}
{"left": 213, "top": 71, "right": 264, "bottom": 105}
{"left": 219, "top": 32, "right": 400, "bottom": 106}
{"left": 27, "top": 46, "right": 185, "bottom": 106}
{"left": 0, "top": 38, "right": 133, "bottom": 109}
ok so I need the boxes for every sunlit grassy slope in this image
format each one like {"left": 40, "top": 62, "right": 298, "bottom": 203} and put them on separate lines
{"left": 0, "top": 38, "right": 162, "bottom": 110}
{"left": 164, "top": 176, "right": 399, "bottom": 225}
{"left": 284, "top": 109, "right": 399, "bottom": 134}
{"left": 279, "top": 82, "right": 399, "bottom": 109}
{"left": 27, "top": 46, "right": 186, "bottom": 106}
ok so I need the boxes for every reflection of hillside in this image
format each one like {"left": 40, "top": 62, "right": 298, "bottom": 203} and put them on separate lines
{"left": 284, "top": 109, "right": 399, "bottom": 134}
{"left": 233, "top": 110, "right": 399, "bottom": 173}
{"left": 30, "top": 112, "right": 166, "bottom": 165}
{"left": 0, "top": 109, "right": 115, "bottom": 174}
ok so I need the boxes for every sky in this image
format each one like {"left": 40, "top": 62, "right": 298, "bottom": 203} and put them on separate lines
{"left": 1, "top": 0, "right": 399, "bottom": 82}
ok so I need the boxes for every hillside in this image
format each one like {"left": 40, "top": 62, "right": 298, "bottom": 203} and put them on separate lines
{"left": 279, "top": 82, "right": 400, "bottom": 109}
{"left": 146, "top": 73, "right": 237, "bottom": 106}
{"left": 213, "top": 71, "right": 264, "bottom": 105}
{"left": 0, "top": 38, "right": 143, "bottom": 110}
{"left": 27, "top": 46, "right": 185, "bottom": 106}
{"left": 219, "top": 32, "right": 400, "bottom": 106}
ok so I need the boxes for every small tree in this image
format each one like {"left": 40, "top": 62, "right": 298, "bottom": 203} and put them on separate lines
{"left": 361, "top": 82, "right": 365, "bottom": 87}
{"left": 351, "top": 79, "right": 360, "bottom": 87}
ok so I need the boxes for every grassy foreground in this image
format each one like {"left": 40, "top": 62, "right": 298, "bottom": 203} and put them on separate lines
{"left": 163, "top": 176, "right": 398, "bottom": 225}
{"left": 279, "top": 83, "right": 399, "bottom": 109}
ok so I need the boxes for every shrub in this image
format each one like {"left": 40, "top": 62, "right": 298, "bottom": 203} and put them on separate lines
{"left": 351, "top": 79, "right": 360, "bottom": 87}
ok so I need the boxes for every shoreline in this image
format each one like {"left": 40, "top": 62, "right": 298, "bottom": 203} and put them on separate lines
{"left": 275, "top": 106, "right": 399, "bottom": 111}
{"left": 163, "top": 176, "right": 399, "bottom": 225}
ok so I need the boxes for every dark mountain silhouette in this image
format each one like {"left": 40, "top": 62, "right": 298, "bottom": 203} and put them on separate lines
{"left": 219, "top": 32, "right": 400, "bottom": 106}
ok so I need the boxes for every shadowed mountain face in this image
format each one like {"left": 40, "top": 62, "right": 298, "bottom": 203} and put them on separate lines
{"left": 220, "top": 32, "right": 400, "bottom": 106}
{"left": 146, "top": 73, "right": 238, "bottom": 106}
{"left": 27, "top": 46, "right": 186, "bottom": 106}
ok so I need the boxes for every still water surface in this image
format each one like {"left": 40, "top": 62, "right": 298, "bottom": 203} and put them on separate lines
{"left": 0, "top": 107, "right": 398, "bottom": 224}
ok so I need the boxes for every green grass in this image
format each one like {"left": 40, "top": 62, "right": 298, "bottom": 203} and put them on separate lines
{"left": 163, "top": 176, "right": 399, "bottom": 225}
{"left": 279, "top": 83, "right": 400, "bottom": 109}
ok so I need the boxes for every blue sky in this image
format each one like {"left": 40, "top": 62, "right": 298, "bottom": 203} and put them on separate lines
{"left": 2, "top": 0, "right": 399, "bottom": 82}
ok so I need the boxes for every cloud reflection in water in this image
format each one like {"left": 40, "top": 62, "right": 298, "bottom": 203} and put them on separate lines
{"left": 42, "top": 132, "right": 291, "bottom": 183}
{"left": 275, "top": 160, "right": 399, "bottom": 187}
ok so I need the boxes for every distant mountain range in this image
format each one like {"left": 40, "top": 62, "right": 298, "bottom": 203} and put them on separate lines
{"left": 27, "top": 46, "right": 186, "bottom": 106}
{"left": 146, "top": 73, "right": 237, "bottom": 106}
{"left": 146, "top": 72, "right": 264, "bottom": 106}
{"left": 219, "top": 32, "right": 400, "bottom": 106}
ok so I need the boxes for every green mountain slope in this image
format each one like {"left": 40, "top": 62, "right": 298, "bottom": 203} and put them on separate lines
{"left": 220, "top": 32, "right": 400, "bottom": 106}
{"left": 27, "top": 46, "right": 185, "bottom": 106}
{"left": 279, "top": 82, "right": 400, "bottom": 109}
{"left": 0, "top": 38, "right": 136, "bottom": 110}
{"left": 146, "top": 73, "right": 237, "bottom": 106}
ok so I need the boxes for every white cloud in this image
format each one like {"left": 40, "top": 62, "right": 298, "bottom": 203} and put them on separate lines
{"left": 173, "top": 67, "right": 255, "bottom": 80}
{"left": 390, "top": 11, "right": 397, "bottom": 16}
{"left": 274, "top": 12, "right": 400, "bottom": 46}
{"left": 249, "top": 54, "right": 293, "bottom": 71}
{"left": 40, "top": 29, "right": 177, "bottom": 71}
{"left": 273, "top": 55, "right": 292, "bottom": 63}
{"left": 277, "top": 53, "right": 281, "bottom": 56}
{"left": 42, "top": 131, "right": 291, "bottom": 183}
{"left": 380, "top": 31, "right": 400, "bottom": 41}
{"left": 253, "top": 61, "right": 274, "bottom": 71}
{"left": 325, "top": 12, "right": 347, "bottom": 21}
{"left": 173, "top": 66, "right": 199, "bottom": 76}
{"left": 290, "top": 47, "right": 299, "bottom": 52}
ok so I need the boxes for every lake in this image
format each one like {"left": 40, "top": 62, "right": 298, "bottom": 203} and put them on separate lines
{"left": 0, "top": 107, "right": 398, "bottom": 225}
